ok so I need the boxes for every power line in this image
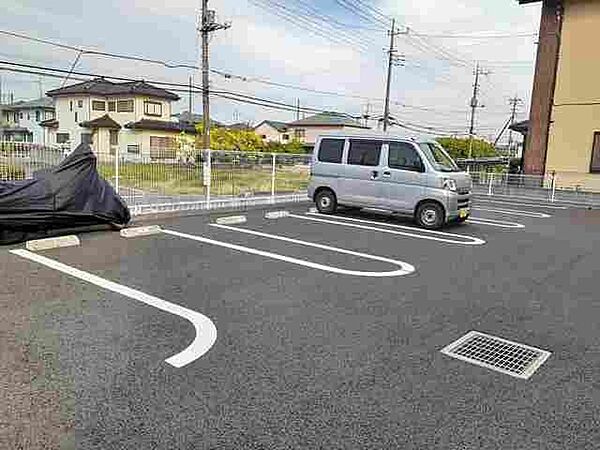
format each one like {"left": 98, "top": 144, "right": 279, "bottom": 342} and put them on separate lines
{"left": 0, "top": 60, "right": 362, "bottom": 117}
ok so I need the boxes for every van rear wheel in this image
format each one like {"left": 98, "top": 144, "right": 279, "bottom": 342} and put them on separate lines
{"left": 415, "top": 202, "right": 444, "bottom": 229}
{"left": 315, "top": 189, "right": 337, "bottom": 214}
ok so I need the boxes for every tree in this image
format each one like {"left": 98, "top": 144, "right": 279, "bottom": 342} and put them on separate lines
{"left": 435, "top": 137, "right": 498, "bottom": 159}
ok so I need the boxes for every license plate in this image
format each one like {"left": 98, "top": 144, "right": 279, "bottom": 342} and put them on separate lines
{"left": 459, "top": 208, "right": 469, "bottom": 218}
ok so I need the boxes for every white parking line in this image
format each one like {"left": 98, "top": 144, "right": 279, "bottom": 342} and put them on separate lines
{"left": 474, "top": 207, "right": 551, "bottom": 218}
{"left": 293, "top": 213, "right": 486, "bottom": 246}
{"left": 466, "top": 217, "right": 525, "bottom": 229}
{"left": 164, "top": 228, "right": 415, "bottom": 277}
{"left": 473, "top": 198, "right": 567, "bottom": 210}
{"left": 10, "top": 249, "right": 217, "bottom": 369}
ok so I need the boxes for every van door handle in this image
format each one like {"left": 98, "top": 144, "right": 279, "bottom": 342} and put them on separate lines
{"left": 370, "top": 170, "right": 379, "bottom": 179}
{"left": 382, "top": 171, "right": 391, "bottom": 178}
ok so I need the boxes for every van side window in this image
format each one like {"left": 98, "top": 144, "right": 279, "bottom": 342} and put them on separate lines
{"left": 318, "top": 139, "right": 345, "bottom": 163}
{"left": 347, "top": 140, "right": 381, "bottom": 166}
{"left": 388, "top": 142, "right": 424, "bottom": 172}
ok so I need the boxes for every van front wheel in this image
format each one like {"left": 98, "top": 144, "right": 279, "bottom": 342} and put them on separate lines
{"left": 415, "top": 202, "right": 444, "bottom": 229}
{"left": 315, "top": 189, "right": 337, "bottom": 214}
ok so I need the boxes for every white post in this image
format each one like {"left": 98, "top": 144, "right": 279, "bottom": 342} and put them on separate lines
{"left": 203, "top": 148, "right": 211, "bottom": 209}
{"left": 271, "top": 153, "right": 276, "bottom": 202}
{"left": 551, "top": 172, "right": 556, "bottom": 203}
{"left": 487, "top": 171, "right": 494, "bottom": 196}
{"left": 114, "top": 146, "right": 119, "bottom": 194}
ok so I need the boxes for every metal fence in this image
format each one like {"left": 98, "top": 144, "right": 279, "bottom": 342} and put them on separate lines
{"left": 1, "top": 142, "right": 312, "bottom": 215}
{"left": 0, "top": 141, "right": 65, "bottom": 180}
{"left": 5, "top": 141, "right": 600, "bottom": 213}
{"left": 103, "top": 150, "right": 312, "bottom": 215}
{"left": 470, "top": 171, "right": 600, "bottom": 205}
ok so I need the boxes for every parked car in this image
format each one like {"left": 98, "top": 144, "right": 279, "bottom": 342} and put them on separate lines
{"left": 307, "top": 131, "right": 472, "bottom": 229}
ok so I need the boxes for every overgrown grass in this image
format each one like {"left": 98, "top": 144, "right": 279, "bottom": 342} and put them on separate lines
{"left": 98, "top": 163, "right": 309, "bottom": 196}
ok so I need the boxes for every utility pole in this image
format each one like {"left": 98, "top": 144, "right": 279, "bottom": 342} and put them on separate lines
{"left": 188, "top": 75, "right": 193, "bottom": 118}
{"left": 507, "top": 95, "right": 523, "bottom": 157}
{"left": 296, "top": 98, "right": 300, "bottom": 121}
{"left": 382, "top": 19, "right": 406, "bottom": 132}
{"left": 467, "top": 62, "right": 489, "bottom": 159}
{"left": 198, "top": 0, "right": 230, "bottom": 198}
{"left": 199, "top": 0, "right": 230, "bottom": 150}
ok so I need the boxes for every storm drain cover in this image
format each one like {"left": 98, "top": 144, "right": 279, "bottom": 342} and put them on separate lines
{"left": 441, "top": 331, "right": 551, "bottom": 380}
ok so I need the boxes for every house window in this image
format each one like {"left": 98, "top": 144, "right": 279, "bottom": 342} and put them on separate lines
{"left": 347, "top": 140, "right": 382, "bottom": 167}
{"left": 260, "top": 134, "right": 267, "bottom": 139}
{"left": 75, "top": 112, "right": 78, "bottom": 123}
{"left": 70, "top": 101, "right": 73, "bottom": 112}
{"left": 144, "top": 101, "right": 162, "bottom": 117}
{"left": 149, "top": 136, "right": 176, "bottom": 160}
{"left": 36, "top": 111, "right": 40, "bottom": 122}
{"left": 590, "top": 132, "right": 600, "bottom": 173}
{"left": 294, "top": 129, "right": 306, "bottom": 140}
{"left": 27, "top": 113, "right": 31, "bottom": 120}
{"left": 108, "top": 101, "right": 116, "bottom": 112}
{"left": 127, "top": 144, "right": 140, "bottom": 154}
{"left": 77, "top": 100, "right": 83, "bottom": 108}
{"left": 19, "top": 112, "right": 23, "bottom": 120}
{"left": 317, "top": 138, "right": 345, "bottom": 163}
{"left": 81, "top": 133, "right": 93, "bottom": 144}
{"left": 116, "top": 100, "right": 134, "bottom": 113}
{"left": 109, "top": 130, "right": 119, "bottom": 146}
{"left": 56, "top": 133, "right": 70, "bottom": 144}
{"left": 282, "top": 134, "right": 289, "bottom": 141}
{"left": 92, "top": 101, "right": 106, "bottom": 111}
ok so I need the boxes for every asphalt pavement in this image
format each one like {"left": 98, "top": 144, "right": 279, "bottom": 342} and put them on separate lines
{"left": 2, "top": 198, "right": 600, "bottom": 449}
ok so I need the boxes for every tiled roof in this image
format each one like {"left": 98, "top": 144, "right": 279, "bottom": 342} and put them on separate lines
{"left": 4, "top": 97, "right": 54, "bottom": 110}
{"left": 255, "top": 120, "right": 288, "bottom": 132}
{"left": 124, "top": 119, "right": 197, "bottom": 133}
{"left": 287, "top": 112, "right": 367, "bottom": 128}
{"left": 46, "top": 78, "right": 180, "bottom": 101}
{"left": 80, "top": 114, "right": 121, "bottom": 129}
{"left": 509, "top": 119, "right": 528, "bottom": 134}
{"left": 172, "top": 111, "right": 223, "bottom": 127}
{"left": 39, "top": 118, "right": 59, "bottom": 128}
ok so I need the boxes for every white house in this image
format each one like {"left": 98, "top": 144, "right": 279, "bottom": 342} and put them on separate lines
{"left": 253, "top": 120, "right": 290, "bottom": 143}
{"left": 0, "top": 97, "right": 55, "bottom": 143}
{"left": 285, "top": 112, "right": 369, "bottom": 146}
{"left": 45, "top": 78, "right": 196, "bottom": 161}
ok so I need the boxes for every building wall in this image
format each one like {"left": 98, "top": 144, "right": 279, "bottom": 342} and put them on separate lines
{"left": 54, "top": 95, "right": 174, "bottom": 151}
{"left": 254, "top": 123, "right": 288, "bottom": 143}
{"left": 16, "top": 108, "right": 54, "bottom": 143}
{"left": 287, "top": 125, "right": 367, "bottom": 145}
{"left": 546, "top": 0, "right": 600, "bottom": 190}
{"left": 524, "top": 0, "right": 563, "bottom": 176}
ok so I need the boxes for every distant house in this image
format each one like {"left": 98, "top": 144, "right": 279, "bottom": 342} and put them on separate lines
{"left": 285, "top": 112, "right": 369, "bottom": 146}
{"left": 225, "top": 122, "right": 253, "bottom": 132}
{"left": 46, "top": 78, "right": 196, "bottom": 161}
{"left": 172, "top": 111, "right": 222, "bottom": 128}
{"left": 254, "top": 120, "right": 289, "bottom": 143}
{"left": 0, "top": 97, "right": 55, "bottom": 143}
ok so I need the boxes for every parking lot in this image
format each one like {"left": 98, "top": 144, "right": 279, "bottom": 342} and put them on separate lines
{"left": 2, "top": 195, "right": 600, "bottom": 449}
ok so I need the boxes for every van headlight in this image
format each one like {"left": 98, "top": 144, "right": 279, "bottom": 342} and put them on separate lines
{"left": 443, "top": 178, "right": 457, "bottom": 191}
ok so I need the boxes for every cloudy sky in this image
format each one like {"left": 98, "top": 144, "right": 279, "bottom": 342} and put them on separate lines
{"left": 0, "top": 0, "right": 541, "bottom": 142}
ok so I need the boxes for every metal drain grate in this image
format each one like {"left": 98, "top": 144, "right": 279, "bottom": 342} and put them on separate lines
{"left": 441, "top": 331, "right": 551, "bottom": 380}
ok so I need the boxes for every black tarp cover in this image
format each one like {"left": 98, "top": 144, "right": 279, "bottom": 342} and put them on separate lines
{"left": 0, "top": 143, "right": 130, "bottom": 244}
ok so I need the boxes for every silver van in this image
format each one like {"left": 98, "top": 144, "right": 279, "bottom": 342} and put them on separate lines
{"left": 307, "top": 131, "right": 472, "bottom": 229}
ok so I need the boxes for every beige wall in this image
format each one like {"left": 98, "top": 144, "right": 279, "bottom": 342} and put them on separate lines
{"left": 254, "top": 123, "right": 288, "bottom": 143}
{"left": 547, "top": 0, "right": 600, "bottom": 190}
{"left": 287, "top": 125, "right": 367, "bottom": 145}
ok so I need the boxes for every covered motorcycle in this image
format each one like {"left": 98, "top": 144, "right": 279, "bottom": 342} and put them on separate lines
{"left": 0, "top": 143, "right": 130, "bottom": 245}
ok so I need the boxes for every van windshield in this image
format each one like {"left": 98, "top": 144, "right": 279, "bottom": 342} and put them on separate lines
{"left": 418, "top": 142, "right": 461, "bottom": 172}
